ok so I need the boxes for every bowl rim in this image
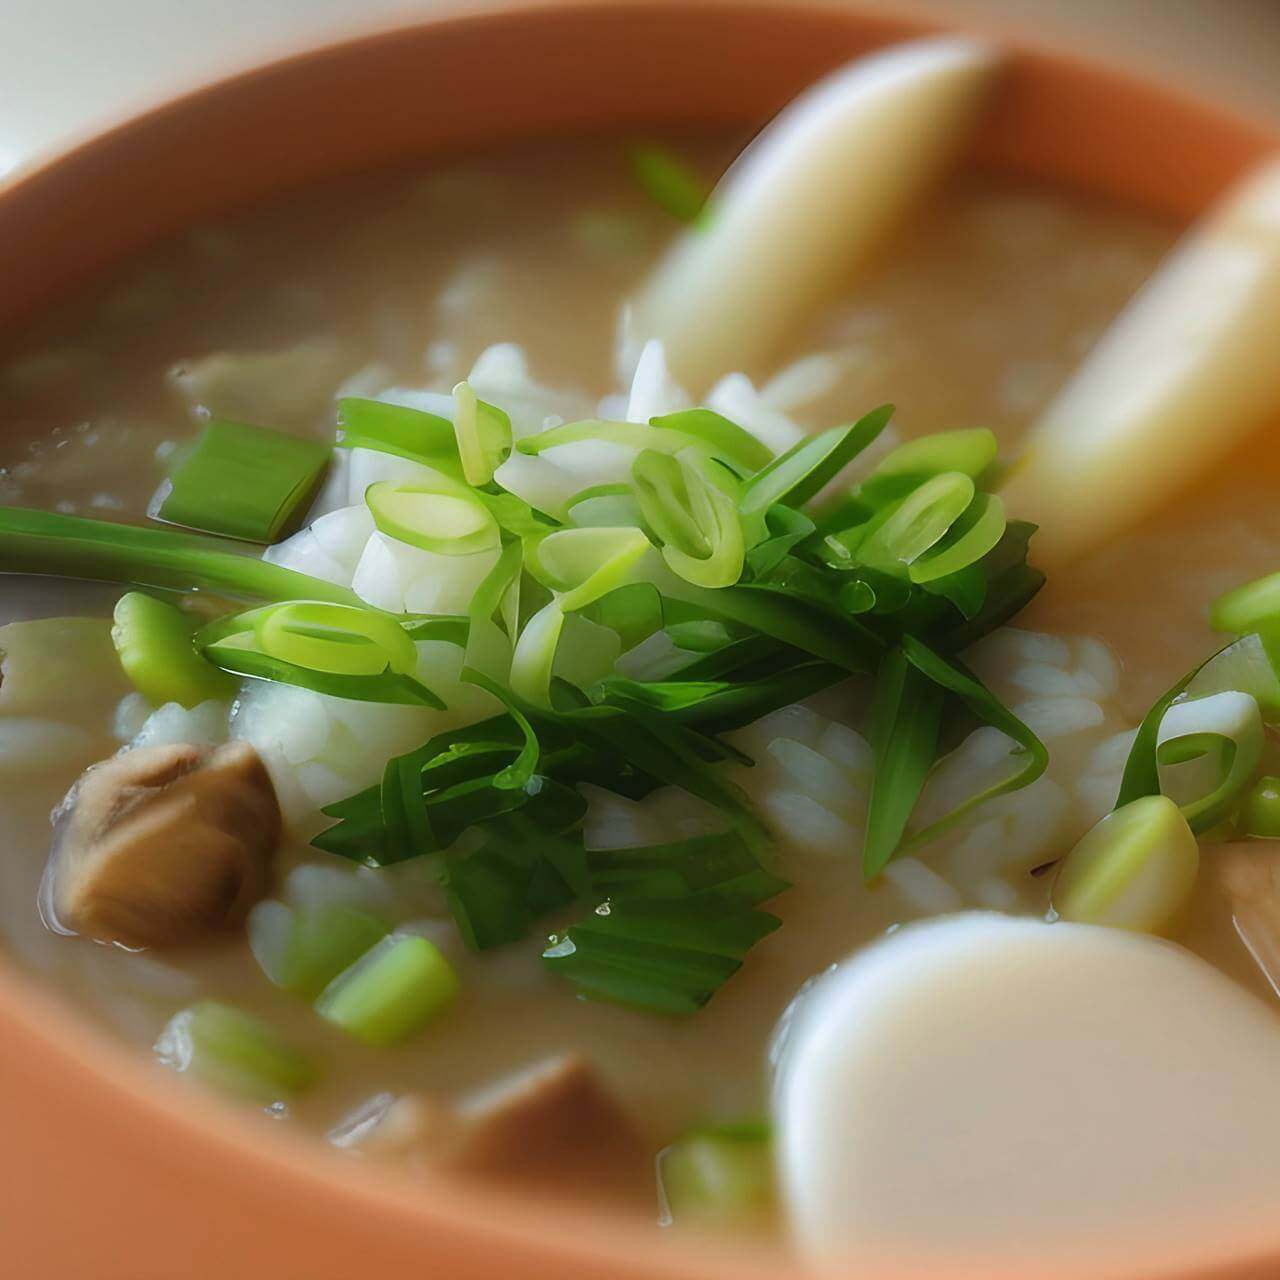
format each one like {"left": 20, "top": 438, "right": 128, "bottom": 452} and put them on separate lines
{"left": 1, "top": 4, "right": 1278, "bottom": 1278}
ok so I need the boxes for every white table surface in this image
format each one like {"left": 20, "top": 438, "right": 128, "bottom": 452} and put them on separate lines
{"left": 1, "top": 0, "right": 1278, "bottom": 180}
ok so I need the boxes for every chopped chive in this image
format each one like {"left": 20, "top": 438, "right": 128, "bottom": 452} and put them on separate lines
{"left": 628, "top": 143, "right": 710, "bottom": 225}
{"left": 315, "top": 932, "right": 460, "bottom": 1047}
{"left": 111, "top": 591, "right": 236, "bottom": 708}
{"left": 152, "top": 420, "right": 330, "bottom": 544}
{"left": 0, "top": 506, "right": 364, "bottom": 606}
{"left": 154, "top": 1000, "right": 318, "bottom": 1101}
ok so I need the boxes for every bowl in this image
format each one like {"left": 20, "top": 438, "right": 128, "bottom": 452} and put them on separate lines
{"left": 0, "top": 4, "right": 1277, "bottom": 1277}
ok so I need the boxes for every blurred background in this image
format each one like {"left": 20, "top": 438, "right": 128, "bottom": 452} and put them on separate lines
{"left": 2, "top": 0, "right": 1279, "bottom": 179}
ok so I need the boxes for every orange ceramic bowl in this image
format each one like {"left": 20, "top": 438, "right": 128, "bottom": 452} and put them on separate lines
{"left": 1, "top": 5, "right": 1278, "bottom": 1278}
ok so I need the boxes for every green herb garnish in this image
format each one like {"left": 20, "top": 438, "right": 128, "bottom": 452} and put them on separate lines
{"left": 153, "top": 419, "right": 330, "bottom": 544}
{"left": 0, "top": 383, "right": 1054, "bottom": 1017}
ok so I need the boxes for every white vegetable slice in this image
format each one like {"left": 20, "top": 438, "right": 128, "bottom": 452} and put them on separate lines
{"left": 775, "top": 913, "right": 1280, "bottom": 1277}
{"left": 628, "top": 38, "right": 998, "bottom": 391}
{"left": 1005, "top": 158, "right": 1280, "bottom": 565}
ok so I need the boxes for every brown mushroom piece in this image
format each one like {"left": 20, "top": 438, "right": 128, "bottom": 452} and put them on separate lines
{"left": 42, "top": 741, "right": 281, "bottom": 949}
{"left": 353, "top": 1055, "right": 653, "bottom": 1207}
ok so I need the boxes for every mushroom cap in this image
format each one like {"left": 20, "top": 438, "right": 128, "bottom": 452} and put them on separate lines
{"left": 44, "top": 741, "right": 281, "bottom": 949}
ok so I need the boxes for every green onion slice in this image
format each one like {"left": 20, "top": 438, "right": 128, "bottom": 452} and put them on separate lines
{"left": 112, "top": 591, "right": 236, "bottom": 708}
{"left": 857, "top": 472, "right": 976, "bottom": 573}
{"left": 628, "top": 142, "right": 709, "bottom": 225}
{"left": 634, "top": 450, "right": 744, "bottom": 589}
{"left": 0, "top": 507, "right": 364, "bottom": 606}
{"left": 252, "top": 601, "right": 419, "bottom": 677}
{"left": 451, "top": 381, "right": 512, "bottom": 487}
{"left": 534, "top": 526, "right": 652, "bottom": 612}
{"left": 337, "top": 397, "right": 461, "bottom": 476}
{"left": 739, "top": 405, "right": 893, "bottom": 524}
{"left": 315, "top": 932, "right": 459, "bottom": 1047}
{"left": 366, "top": 480, "right": 499, "bottom": 556}
{"left": 909, "top": 493, "right": 1006, "bottom": 583}
{"left": 154, "top": 1000, "right": 317, "bottom": 1101}
{"left": 1156, "top": 689, "right": 1264, "bottom": 833}
{"left": 152, "top": 419, "right": 330, "bottom": 544}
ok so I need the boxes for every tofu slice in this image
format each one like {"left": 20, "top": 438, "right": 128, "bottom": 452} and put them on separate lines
{"left": 1004, "top": 159, "right": 1280, "bottom": 567}
{"left": 628, "top": 38, "right": 999, "bottom": 392}
{"left": 774, "top": 912, "right": 1280, "bottom": 1276}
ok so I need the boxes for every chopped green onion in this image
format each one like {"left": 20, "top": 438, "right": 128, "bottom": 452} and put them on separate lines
{"left": 215, "top": 600, "right": 418, "bottom": 678}
{"left": 659, "top": 1122, "right": 774, "bottom": 1227}
{"left": 0, "top": 507, "right": 365, "bottom": 606}
{"left": 366, "top": 481, "right": 500, "bottom": 556}
{"left": 199, "top": 628, "right": 442, "bottom": 707}
{"left": 1211, "top": 570, "right": 1280, "bottom": 636}
{"left": 634, "top": 450, "right": 744, "bottom": 589}
{"left": 628, "top": 143, "right": 709, "bottom": 224}
{"left": 534, "top": 526, "right": 652, "bottom": 612}
{"left": 250, "top": 901, "right": 390, "bottom": 999}
{"left": 1185, "top": 631, "right": 1280, "bottom": 721}
{"left": 1242, "top": 775, "right": 1280, "bottom": 838}
{"left": 154, "top": 1000, "right": 317, "bottom": 1101}
{"left": 869, "top": 427, "right": 997, "bottom": 486}
{"left": 1156, "top": 690, "right": 1263, "bottom": 833}
{"left": 857, "top": 472, "right": 976, "bottom": 572}
{"left": 739, "top": 406, "right": 893, "bottom": 521}
{"left": 111, "top": 591, "right": 236, "bottom": 708}
{"left": 649, "top": 409, "right": 773, "bottom": 472}
{"left": 1051, "top": 795, "right": 1199, "bottom": 934}
{"left": 152, "top": 420, "right": 330, "bottom": 544}
{"left": 909, "top": 493, "right": 1006, "bottom": 583}
{"left": 315, "top": 932, "right": 459, "bottom": 1046}
{"left": 509, "top": 601, "right": 565, "bottom": 707}
{"left": 861, "top": 645, "right": 944, "bottom": 879}
{"left": 518, "top": 418, "right": 756, "bottom": 471}
{"left": 337, "top": 397, "right": 461, "bottom": 477}
{"left": 451, "top": 381, "right": 512, "bottom": 486}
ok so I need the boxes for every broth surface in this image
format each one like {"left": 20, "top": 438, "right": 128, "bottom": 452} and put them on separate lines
{"left": 9, "top": 136, "right": 1264, "bottom": 1205}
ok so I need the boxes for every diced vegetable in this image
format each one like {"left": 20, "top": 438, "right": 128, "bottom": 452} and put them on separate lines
{"left": 152, "top": 419, "right": 330, "bottom": 543}
{"left": 660, "top": 1122, "right": 774, "bottom": 1226}
{"left": 315, "top": 932, "right": 460, "bottom": 1046}
{"left": 154, "top": 1000, "right": 317, "bottom": 1101}
{"left": 111, "top": 592, "right": 236, "bottom": 709}
{"left": 628, "top": 143, "right": 709, "bottom": 224}
{"left": 249, "top": 901, "right": 390, "bottom": 999}
{"left": 1241, "top": 776, "right": 1280, "bottom": 839}
{"left": 1051, "top": 795, "right": 1199, "bottom": 934}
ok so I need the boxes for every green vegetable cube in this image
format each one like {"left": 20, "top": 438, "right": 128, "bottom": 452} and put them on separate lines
{"left": 154, "top": 1000, "right": 318, "bottom": 1101}
{"left": 315, "top": 933, "right": 459, "bottom": 1047}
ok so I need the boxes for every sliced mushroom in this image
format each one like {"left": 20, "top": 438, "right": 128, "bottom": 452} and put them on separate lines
{"left": 354, "top": 1055, "right": 652, "bottom": 1206}
{"left": 43, "top": 741, "right": 280, "bottom": 949}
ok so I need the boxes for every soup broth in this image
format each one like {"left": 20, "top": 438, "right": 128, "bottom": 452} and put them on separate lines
{"left": 11, "top": 133, "right": 1267, "bottom": 1221}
